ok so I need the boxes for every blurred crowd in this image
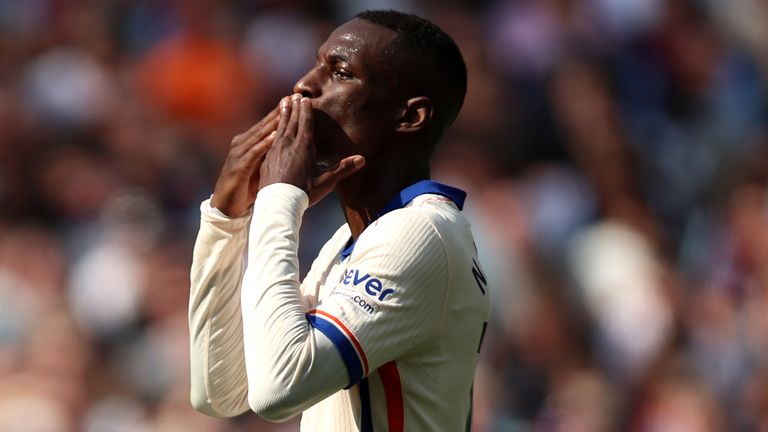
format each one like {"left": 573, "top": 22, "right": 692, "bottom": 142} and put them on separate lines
{"left": 1, "top": 0, "right": 767, "bottom": 431}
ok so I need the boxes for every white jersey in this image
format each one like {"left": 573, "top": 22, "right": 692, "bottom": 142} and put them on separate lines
{"left": 189, "top": 180, "right": 490, "bottom": 431}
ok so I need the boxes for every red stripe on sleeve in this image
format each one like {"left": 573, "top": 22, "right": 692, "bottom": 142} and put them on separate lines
{"left": 379, "top": 361, "right": 404, "bottom": 432}
{"left": 309, "top": 309, "right": 370, "bottom": 375}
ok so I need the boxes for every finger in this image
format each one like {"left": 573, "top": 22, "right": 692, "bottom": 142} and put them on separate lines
{"left": 311, "top": 155, "right": 366, "bottom": 200}
{"left": 285, "top": 93, "right": 302, "bottom": 138}
{"left": 298, "top": 97, "right": 314, "bottom": 146}
{"left": 240, "top": 106, "right": 280, "bottom": 140}
{"left": 250, "top": 107, "right": 279, "bottom": 132}
{"left": 275, "top": 96, "right": 292, "bottom": 138}
{"left": 243, "top": 130, "right": 276, "bottom": 162}
{"left": 239, "top": 116, "right": 279, "bottom": 152}
{"left": 251, "top": 114, "right": 280, "bottom": 143}
{"left": 309, "top": 155, "right": 366, "bottom": 205}
{"left": 257, "top": 98, "right": 285, "bottom": 127}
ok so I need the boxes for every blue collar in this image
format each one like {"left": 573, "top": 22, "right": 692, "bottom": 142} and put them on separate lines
{"left": 340, "top": 180, "right": 466, "bottom": 259}
{"left": 378, "top": 179, "right": 466, "bottom": 216}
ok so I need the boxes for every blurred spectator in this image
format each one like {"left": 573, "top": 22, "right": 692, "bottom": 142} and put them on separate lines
{"left": 536, "top": 368, "right": 618, "bottom": 431}
{"left": 0, "top": 0, "right": 767, "bottom": 430}
{"left": 68, "top": 189, "right": 162, "bottom": 341}
{"left": 568, "top": 220, "right": 673, "bottom": 384}
{"left": 628, "top": 371, "right": 724, "bottom": 432}
{"left": 137, "top": 1, "right": 258, "bottom": 129}
{"left": 242, "top": 9, "right": 324, "bottom": 101}
{"left": 22, "top": 48, "right": 117, "bottom": 131}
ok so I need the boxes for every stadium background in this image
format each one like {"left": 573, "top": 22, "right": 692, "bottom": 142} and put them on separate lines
{"left": 1, "top": 0, "right": 767, "bottom": 430}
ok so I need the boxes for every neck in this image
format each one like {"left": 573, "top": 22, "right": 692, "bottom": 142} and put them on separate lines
{"left": 335, "top": 159, "right": 430, "bottom": 239}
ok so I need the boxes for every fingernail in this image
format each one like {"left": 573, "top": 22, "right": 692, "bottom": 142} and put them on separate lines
{"left": 292, "top": 93, "right": 301, "bottom": 102}
{"left": 281, "top": 97, "right": 289, "bottom": 109}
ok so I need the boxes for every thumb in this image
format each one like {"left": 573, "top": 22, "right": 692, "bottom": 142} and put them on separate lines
{"left": 309, "top": 155, "right": 366, "bottom": 206}
{"left": 322, "top": 155, "right": 366, "bottom": 184}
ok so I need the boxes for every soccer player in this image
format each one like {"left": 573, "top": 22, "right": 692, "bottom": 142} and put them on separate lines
{"left": 189, "top": 10, "right": 490, "bottom": 431}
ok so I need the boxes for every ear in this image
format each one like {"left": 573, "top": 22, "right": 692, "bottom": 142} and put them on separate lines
{"left": 395, "top": 96, "right": 434, "bottom": 133}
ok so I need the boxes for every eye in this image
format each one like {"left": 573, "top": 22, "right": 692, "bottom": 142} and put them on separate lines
{"left": 333, "top": 69, "right": 353, "bottom": 81}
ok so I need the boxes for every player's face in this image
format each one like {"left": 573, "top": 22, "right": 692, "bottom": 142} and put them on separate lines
{"left": 293, "top": 19, "right": 401, "bottom": 167}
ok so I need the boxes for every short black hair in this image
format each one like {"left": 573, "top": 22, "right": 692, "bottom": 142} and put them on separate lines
{"left": 355, "top": 10, "right": 467, "bottom": 128}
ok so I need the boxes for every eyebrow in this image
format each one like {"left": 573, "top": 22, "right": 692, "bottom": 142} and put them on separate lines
{"left": 329, "top": 52, "right": 350, "bottom": 63}
{"left": 317, "top": 49, "right": 351, "bottom": 64}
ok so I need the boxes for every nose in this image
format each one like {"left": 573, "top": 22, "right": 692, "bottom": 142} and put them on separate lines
{"left": 293, "top": 67, "right": 321, "bottom": 98}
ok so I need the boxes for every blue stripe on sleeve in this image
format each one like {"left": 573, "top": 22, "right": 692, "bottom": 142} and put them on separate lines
{"left": 306, "top": 313, "right": 364, "bottom": 387}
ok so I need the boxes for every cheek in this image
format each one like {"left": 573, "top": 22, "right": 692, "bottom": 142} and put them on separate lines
{"left": 311, "top": 103, "right": 362, "bottom": 158}
{"left": 311, "top": 86, "right": 394, "bottom": 156}
{"left": 315, "top": 93, "right": 367, "bottom": 137}
{"left": 320, "top": 90, "right": 362, "bottom": 124}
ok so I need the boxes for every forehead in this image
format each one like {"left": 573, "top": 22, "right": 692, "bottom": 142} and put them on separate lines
{"left": 319, "top": 19, "right": 398, "bottom": 63}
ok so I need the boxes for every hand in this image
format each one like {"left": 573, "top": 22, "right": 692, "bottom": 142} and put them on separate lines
{"left": 211, "top": 105, "right": 279, "bottom": 217}
{"left": 260, "top": 94, "right": 365, "bottom": 206}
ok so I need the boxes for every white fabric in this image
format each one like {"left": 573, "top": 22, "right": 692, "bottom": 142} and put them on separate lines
{"left": 189, "top": 183, "right": 489, "bottom": 431}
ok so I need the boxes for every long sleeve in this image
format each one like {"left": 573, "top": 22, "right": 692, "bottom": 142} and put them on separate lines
{"left": 240, "top": 183, "right": 349, "bottom": 421}
{"left": 240, "top": 183, "right": 450, "bottom": 423}
{"left": 188, "top": 199, "right": 251, "bottom": 417}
